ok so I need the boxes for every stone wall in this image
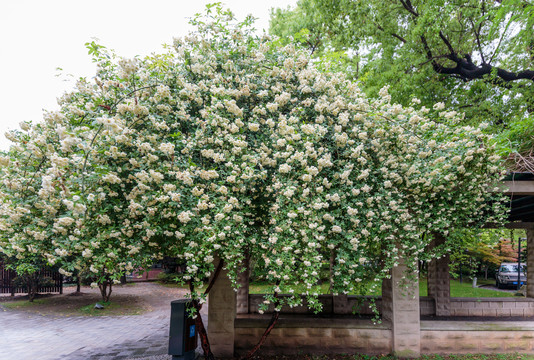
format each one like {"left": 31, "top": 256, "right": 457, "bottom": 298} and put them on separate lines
{"left": 234, "top": 317, "right": 534, "bottom": 356}
{"left": 248, "top": 294, "right": 534, "bottom": 317}
{"left": 234, "top": 316, "right": 391, "bottom": 356}
{"left": 449, "top": 297, "right": 534, "bottom": 317}
{"left": 249, "top": 294, "right": 434, "bottom": 317}
{"left": 420, "top": 321, "right": 534, "bottom": 354}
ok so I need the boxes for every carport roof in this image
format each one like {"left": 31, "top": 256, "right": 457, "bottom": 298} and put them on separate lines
{"left": 503, "top": 172, "right": 534, "bottom": 224}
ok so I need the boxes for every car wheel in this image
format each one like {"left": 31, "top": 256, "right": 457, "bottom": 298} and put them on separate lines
{"left": 496, "top": 280, "right": 503, "bottom": 289}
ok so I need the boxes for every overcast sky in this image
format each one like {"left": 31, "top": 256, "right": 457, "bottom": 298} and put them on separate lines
{"left": 0, "top": 0, "right": 297, "bottom": 150}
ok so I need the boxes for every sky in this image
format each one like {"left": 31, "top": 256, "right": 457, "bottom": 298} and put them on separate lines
{"left": 0, "top": 0, "right": 297, "bottom": 150}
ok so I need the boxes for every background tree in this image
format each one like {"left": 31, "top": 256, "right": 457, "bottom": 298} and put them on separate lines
{"left": 447, "top": 229, "right": 526, "bottom": 280}
{"left": 270, "top": 0, "right": 534, "bottom": 167}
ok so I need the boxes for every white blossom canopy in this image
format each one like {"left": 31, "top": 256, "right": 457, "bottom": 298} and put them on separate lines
{"left": 0, "top": 9, "right": 506, "bottom": 311}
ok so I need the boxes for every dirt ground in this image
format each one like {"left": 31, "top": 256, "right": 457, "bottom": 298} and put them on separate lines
{"left": 0, "top": 281, "right": 188, "bottom": 316}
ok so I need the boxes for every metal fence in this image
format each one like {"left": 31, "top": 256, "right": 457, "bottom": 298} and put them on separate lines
{"left": 0, "top": 264, "right": 63, "bottom": 295}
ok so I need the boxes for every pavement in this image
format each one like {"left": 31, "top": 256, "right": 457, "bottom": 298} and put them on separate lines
{"left": 0, "top": 283, "right": 207, "bottom": 360}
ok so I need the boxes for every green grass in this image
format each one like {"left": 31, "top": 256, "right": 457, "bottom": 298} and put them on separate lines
{"left": 78, "top": 301, "right": 136, "bottom": 316}
{"left": 429, "top": 278, "right": 516, "bottom": 298}
{"left": 1, "top": 298, "right": 48, "bottom": 309}
{"left": 248, "top": 278, "right": 516, "bottom": 298}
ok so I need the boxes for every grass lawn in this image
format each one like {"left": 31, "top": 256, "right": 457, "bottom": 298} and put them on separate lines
{"left": 248, "top": 278, "right": 516, "bottom": 298}
{"left": 1, "top": 298, "right": 48, "bottom": 308}
{"left": 78, "top": 301, "right": 144, "bottom": 316}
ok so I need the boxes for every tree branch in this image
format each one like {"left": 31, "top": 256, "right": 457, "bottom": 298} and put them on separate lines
{"left": 376, "top": 23, "right": 407, "bottom": 43}
{"left": 399, "top": 0, "right": 419, "bottom": 17}
{"left": 204, "top": 258, "right": 224, "bottom": 296}
{"left": 468, "top": 18, "right": 487, "bottom": 64}
{"left": 241, "top": 282, "right": 281, "bottom": 360}
{"left": 188, "top": 282, "right": 215, "bottom": 360}
{"left": 438, "top": 31, "right": 460, "bottom": 62}
{"left": 435, "top": 59, "right": 534, "bottom": 82}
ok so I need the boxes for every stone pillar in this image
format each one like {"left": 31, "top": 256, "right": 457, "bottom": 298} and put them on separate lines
{"left": 527, "top": 228, "right": 534, "bottom": 298}
{"left": 381, "top": 259, "right": 420, "bottom": 358}
{"left": 236, "top": 252, "right": 250, "bottom": 314}
{"left": 427, "top": 233, "right": 450, "bottom": 316}
{"left": 333, "top": 294, "right": 350, "bottom": 314}
{"left": 208, "top": 266, "right": 236, "bottom": 358}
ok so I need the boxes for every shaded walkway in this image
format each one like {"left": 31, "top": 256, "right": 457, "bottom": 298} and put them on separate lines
{"left": 0, "top": 282, "right": 203, "bottom": 359}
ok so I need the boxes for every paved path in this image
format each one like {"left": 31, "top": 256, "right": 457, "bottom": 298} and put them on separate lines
{"left": 0, "top": 283, "right": 206, "bottom": 360}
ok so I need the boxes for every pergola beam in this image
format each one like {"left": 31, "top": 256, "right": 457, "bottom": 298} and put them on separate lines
{"left": 483, "top": 222, "right": 534, "bottom": 229}
{"left": 501, "top": 181, "right": 534, "bottom": 195}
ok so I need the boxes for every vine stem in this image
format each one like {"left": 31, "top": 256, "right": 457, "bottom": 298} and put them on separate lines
{"left": 240, "top": 282, "right": 281, "bottom": 360}
{"left": 188, "top": 259, "right": 224, "bottom": 360}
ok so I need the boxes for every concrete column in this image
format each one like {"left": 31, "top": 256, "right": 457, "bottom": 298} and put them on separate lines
{"left": 381, "top": 259, "right": 420, "bottom": 358}
{"left": 427, "top": 233, "right": 451, "bottom": 316}
{"left": 208, "top": 266, "right": 236, "bottom": 358}
{"left": 527, "top": 228, "right": 534, "bottom": 298}
{"left": 236, "top": 252, "right": 250, "bottom": 314}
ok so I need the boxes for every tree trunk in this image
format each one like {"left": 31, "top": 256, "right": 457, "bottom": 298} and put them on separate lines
{"left": 241, "top": 310, "right": 280, "bottom": 359}
{"left": 241, "top": 288, "right": 281, "bottom": 359}
{"left": 98, "top": 280, "right": 112, "bottom": 302}
{"left": 192, "top": 300, "right": 215, "bottom": 360}
{"left": 76, "top": 277, "right": 81, "bottom": 293}
{"left": 28, "top": 278, "right": 37, "bottom": 302}
{"left": 187, "top": 259, "right": 224, "bottom": 360}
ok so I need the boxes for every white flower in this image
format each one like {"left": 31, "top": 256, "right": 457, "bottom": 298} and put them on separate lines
{"left": 332, "top": 225, "right": 342, "bottom": 233}
{"left": 279, "top": 164, "right": 292, "bottom": 173}
{"left": 433, "top": 102, "right": 445, "bottom": 111}
{"left": 102, "top": 173, "right": 122, "bottom": 184}
{"left": 159, "top": 142, "right": 175, "bottom": 155}
{"left": 178, "top": 211, "right": 193, "bottom": 224}
{"left": 57, "top": 217, "right": 75, "bottom": 227}
{"left": 248, "top": 123, "right": 260, "bottom": 132}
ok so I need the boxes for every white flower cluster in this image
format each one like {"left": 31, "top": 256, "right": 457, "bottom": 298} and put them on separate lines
{"left": 0, "top": 9, "right": 507, "bottom": 310}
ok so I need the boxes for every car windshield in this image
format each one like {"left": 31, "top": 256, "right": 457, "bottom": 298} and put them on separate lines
{"left": 501, "top": 265, "right": 526, "bottom": 272}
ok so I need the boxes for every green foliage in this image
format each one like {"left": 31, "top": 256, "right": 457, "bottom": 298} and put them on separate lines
{"left": 270, "top": 0, "right": 534, "bottom": 156}
{"left": 156, "top": 271, "right": 179, "bottom": 284}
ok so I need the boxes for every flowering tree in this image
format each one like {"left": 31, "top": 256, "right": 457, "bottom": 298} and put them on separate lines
{"left": 0, "top": 5, "right": 506, "bottom": 359}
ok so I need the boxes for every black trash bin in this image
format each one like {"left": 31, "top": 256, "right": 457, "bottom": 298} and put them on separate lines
{"left": 168, "top": 299, "right": 197, "bottom": 360}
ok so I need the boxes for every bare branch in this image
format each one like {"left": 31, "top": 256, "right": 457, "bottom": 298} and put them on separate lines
{"left": 438, "top": 31, "right": 459, "bottom": 62}
{"left": 399, "top": 0, "right": 419, "bottom": 17}
{"left": 468, "top": 18, "right": 486, "bottom": 64}
{"left": 376, "top": 23, "right": 407, "bottom": 43}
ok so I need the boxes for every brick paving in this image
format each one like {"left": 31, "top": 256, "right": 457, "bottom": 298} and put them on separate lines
{"left": 0, "top": 282, "right": 206, "bottom": 360}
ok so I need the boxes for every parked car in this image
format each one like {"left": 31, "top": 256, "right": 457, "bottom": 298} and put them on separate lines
{"left": 496, "top": 262, "right": 526, "bottom": 289}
